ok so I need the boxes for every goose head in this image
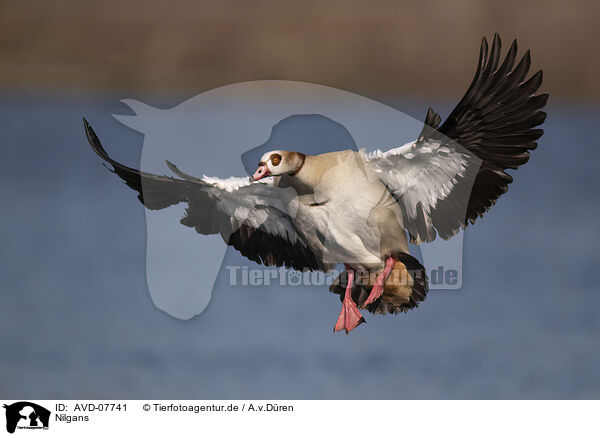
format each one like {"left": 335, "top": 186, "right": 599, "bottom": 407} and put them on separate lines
{"left": 251, "top": 150, "right": 305, "bottom": 181}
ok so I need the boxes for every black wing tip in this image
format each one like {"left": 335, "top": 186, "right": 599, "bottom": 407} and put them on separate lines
{"left": 82, "top": 116, "right": 92, "bottom": 137}
{"left": 482, "top": 34, "right": 533, "bottom": 75}
{"left": 481, "top": 35, "right": 488, "bottom": 49}
{"left": 479, "top": 36, "right": 489, "bottom": 63}
{"left": 82, "top": 117, "right": 108, "bottom": 159}
{"left": 82, "top": 117, "right": 99, "bottom": 145}
{"left": 520, "top": 49, "right": 531, "bottom": 69}
{"left": 492, "top": 33, "right": 501, "bottom": 49}
{"left": 417, "top": 107, "right": 442, "bottom": 143}
{"left": 82, "top": 119, "right": 125, "bottom": 177}
{"left": 165, "top": 160, "right": 205, "bottom": 183}
{"left": 424, "top": 35, "right": 548, "bottom": 239}
{"left": 425, "top": 107, "right": 441, "bottom": 128}
{"left": 82, "top": 117, "right": 96, "bottom": 143}
{"left": 165, "top": 160, "right": 178, "bottom": 172}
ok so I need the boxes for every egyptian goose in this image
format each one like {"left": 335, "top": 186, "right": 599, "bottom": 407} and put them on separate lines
{"left": 84, "top": 34, "right": 547, "bottom": 333}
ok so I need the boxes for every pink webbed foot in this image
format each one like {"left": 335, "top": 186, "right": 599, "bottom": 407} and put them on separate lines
{"left": 334, "top": 297, "right": 366, "bottom": 334}
{"left": 362, "top": 256, "right": 395, "bottom": 308}
{"left": 333, "top": 268, "right": 365, "bottom": 334}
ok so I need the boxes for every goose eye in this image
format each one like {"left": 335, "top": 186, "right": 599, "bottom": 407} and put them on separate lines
{"left": 271, "top": 154, "right": 282, "bottom": 166}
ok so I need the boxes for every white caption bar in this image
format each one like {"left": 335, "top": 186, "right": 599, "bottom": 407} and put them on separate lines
{"left": 1, "top": 400, "right": 597, "bottom": 435}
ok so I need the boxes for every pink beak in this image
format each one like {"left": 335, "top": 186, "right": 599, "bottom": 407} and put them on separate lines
{"left": 251, "top": 164, "right": 271, "bottom": 181}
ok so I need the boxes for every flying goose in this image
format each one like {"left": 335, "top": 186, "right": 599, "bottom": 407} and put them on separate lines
{"left": 84, "top": 34, "right": 547, "bottom": 333}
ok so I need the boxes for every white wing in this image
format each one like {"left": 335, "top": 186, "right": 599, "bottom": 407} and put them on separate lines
{"left": 367, "top": 34, "right": 547, "bottom": 243}
{"left": 366, "top": 137, "right": 480, "bottom": 243}
{"left": 84, "top": 119, "right": 323, "bottom": 271}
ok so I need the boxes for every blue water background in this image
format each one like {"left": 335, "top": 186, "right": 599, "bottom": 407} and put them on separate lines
{"left": 0, "top": 94, "right": 598, "bottom": 398}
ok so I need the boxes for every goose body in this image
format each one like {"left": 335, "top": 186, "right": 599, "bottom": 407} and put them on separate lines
{"left": 84, "top": 34, "right": 547, "bottom": 333}
{"left": 276, "top": 150, "right": 408, "bottom": 270}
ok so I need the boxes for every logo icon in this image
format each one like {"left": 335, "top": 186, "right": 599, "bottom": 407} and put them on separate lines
{"left": 3, "top": 402, "right": 50, "bottom": 434}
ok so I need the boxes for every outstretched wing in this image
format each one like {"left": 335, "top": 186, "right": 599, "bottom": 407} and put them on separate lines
{"left": 84, "top": 119, "right": 323, "bottom": 271}
{"left": 367, "top": 33, "right": 548, "bottom": 243}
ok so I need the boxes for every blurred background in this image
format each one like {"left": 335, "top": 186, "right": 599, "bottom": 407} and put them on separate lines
{"left": 2, "top": 0, "right": 600, "bottom": 100}
{"left": 1, "top": 0, "right": 599, "bottom": 398}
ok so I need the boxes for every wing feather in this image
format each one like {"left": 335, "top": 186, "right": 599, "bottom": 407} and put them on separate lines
{"left": 84, "top": 119, "right": 323, "bottom": 271}
{"left": 368, "top": 34, "right": 547, "bottom": 243}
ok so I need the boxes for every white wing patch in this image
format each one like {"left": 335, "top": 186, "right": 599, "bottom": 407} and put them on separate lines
{"left": 201, "top": 177, "right": 303, "bottom": 245}
{"left": 200, "top": 175, "right": 254, "bottom": 192}
{"left": 366, "top": 139, "right": 477, "bottom": 243}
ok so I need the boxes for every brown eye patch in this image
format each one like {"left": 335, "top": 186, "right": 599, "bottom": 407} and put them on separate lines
{"left": 270, "top": 153, "right": 282, "bottom": 166}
